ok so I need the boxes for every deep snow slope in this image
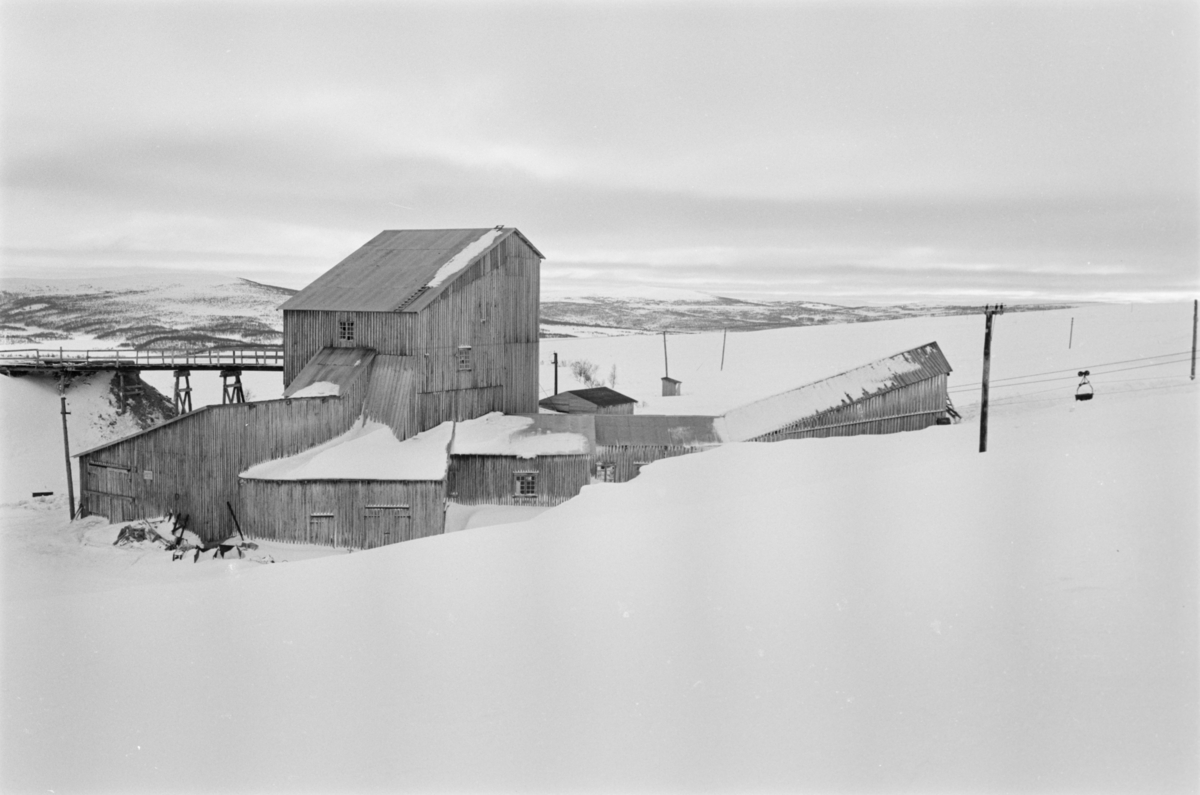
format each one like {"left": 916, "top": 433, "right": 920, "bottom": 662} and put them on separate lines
{"left": 0, "top": 371, "right": 173, "bottom": 503}
{"left": 1, "top": 302, "right": 1196, "bottom": 792}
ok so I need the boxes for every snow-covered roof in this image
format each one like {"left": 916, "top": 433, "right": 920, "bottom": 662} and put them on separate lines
{"left": 450, "top": 413, "right": 593, "bottom": 458}
{"left": 239, "top": 420, "right": 453, "bottom": 481}
{"left": 284, "top": 347, "right": 376, "bottom": 399}
{"left": 716, "top": 342, "right": 952, "bottom": 442}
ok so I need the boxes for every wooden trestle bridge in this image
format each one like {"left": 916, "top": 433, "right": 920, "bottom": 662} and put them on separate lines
{"left": 0, "top": 347, "right": 284, "bottom": 413}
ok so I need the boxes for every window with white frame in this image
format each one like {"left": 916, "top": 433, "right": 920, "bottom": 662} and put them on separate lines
{"left": 514, "top": 472, "right": 537, "bottom": 497}
{"left": 456, "top": 345, "right": 473, "bottom": 371}
{"left": 596, "top": 463, "right": 616, "bottom": 482}
{"left": 338, "top": 319, "right": 355, "bottom": 343}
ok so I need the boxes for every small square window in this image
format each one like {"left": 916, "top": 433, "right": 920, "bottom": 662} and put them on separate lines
{"left": 596, "top": 463, "right": 616, "bottom": 482}
{"left": 338, "top": 319, "right": 355, "bottom": 342}
{"left": 515, "top": 472, "right": 536, "bottom": 497}
{"left": 456, "top": 346, "right": 472, "bottom": 371}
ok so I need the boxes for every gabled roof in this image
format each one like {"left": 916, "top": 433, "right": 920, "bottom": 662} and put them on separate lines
{"left": 281, "top": 227, "right": 543, "bottom": 313}
{"left": 538, "top": 386, "right": 636, "bottom": 412}
{"left": 717, "top": 342, "right": 952, "bottom": 442}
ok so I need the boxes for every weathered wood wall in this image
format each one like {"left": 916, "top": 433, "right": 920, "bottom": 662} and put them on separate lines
{"left": 237, "top": 479, "right": 446, "bottom": 548}
{"left": 283, "top": 232, "right": 540, "bottom": 426}
{"left": 751, "top": 375, "right": 948, "bottom": 442}
{"left": 78, "top": 373, "right": 370, "bottom": 542}
{"left": 447, "top": 454, "right": 590, "bottom": 507}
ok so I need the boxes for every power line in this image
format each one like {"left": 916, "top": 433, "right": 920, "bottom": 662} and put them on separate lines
{"left": 948, "top": 349, "right": 1194, "bottom": 392}
{"left": 949, "top": 354, "right": 1193, "bottom": 394}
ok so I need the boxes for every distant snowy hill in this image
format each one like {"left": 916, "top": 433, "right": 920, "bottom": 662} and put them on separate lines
{"left": 0, "top": 272, "right": 294, "bottom": 349}
{"left": 0, "top": 269, "right": 1070, "bottom": 346}
{"left": 541, "top": 293, "right": 1069, "bottom": 335}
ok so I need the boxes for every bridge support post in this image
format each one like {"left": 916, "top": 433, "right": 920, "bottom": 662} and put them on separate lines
{"left": 173, "top": 369, "right": 193, "bottom": 415}
{"left": 221, "top": 369, "right": 245, "bottom": 404}
{"left": 115, "top": 370, "right": 143, "bottom": 412}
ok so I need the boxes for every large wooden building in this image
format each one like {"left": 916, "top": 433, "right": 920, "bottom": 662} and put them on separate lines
{"left": 77, "top": 230, "right": 954, "bottom": 549}
{"left": 78, "top": 227, "right": 544, "bottom": 542}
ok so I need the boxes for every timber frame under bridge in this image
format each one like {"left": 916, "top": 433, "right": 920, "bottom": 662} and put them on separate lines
{"left": 0, "top": 347, "right": 284, "bottom": 413}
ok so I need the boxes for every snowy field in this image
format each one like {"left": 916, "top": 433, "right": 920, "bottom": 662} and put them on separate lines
{"left": 1, "top": 302, "right": 1196, "bottom": 792}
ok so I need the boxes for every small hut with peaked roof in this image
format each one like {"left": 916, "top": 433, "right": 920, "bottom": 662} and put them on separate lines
{"left": 539, "top": 386, "right": 637, "bottom": 415}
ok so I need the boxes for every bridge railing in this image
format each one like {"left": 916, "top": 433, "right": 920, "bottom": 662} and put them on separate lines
{"left": 0, "top": 347, "right": 285, "bottom": 370}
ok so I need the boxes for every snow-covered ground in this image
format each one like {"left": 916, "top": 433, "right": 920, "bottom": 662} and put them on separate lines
{"left": 1, "top": 302, "right": 1196, "bottom": 792}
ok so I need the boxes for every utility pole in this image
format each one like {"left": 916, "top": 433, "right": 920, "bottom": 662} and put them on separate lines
{"left": 59, "top": 387, "right": 76, "bottom": 519}
{"left": 721, "top": 328, "right": 728, "bottom": 371}
{"left": 662, "top": 331, "right": 669, "bottom": 379}
{"left": 1191, "top": 300, "right": 1197, "bottom": 381}
{"left": 553, "top": 352, "right": 559, "bottom": 394}
{"left": 1068, "top": 317, "right": 1074, "bottom": 349}
{"left": 979, "top": 303, "right": 1004, "bottom": 454}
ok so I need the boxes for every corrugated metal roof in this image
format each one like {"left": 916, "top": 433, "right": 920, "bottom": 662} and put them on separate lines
{"left": 567, "top": 387, "right": 636, "bottom": 407}
{"left": 538, "top": 387, "right": 636, "bottom": 412}
{"left": 594, "top": 415, "right": 722, "bottom": 447}
{"left": 717, "top": 342, "right": 952, "bottom": 442}
{"left": 283, "top": 347, "right": 376, "bottom": 398}
{"left": 281, "top": 227, "right": 541, "bottom": 312}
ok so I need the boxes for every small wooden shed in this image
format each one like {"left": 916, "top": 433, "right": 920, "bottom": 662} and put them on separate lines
{"left": 447, "top": 413, "right": 595, "bottom": 506}
{"left": 237, "top": 421, "right": 454, "bottom": 548}
{"left": 538, "top": 387, "right": 636, "bottom": 415}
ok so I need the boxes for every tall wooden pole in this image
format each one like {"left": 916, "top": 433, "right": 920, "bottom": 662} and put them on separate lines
{"left": 662, "top": 331, "right": 669, "bottom": 379}
{"left": 979, "top": 304, "right": 1003, "bottom": 454}
{"left": 1191, "top": 300, "right": 1196, "bottom": 381}
{"left": 59, "top": 391, "right": 75, "bottom": 519}
{"left": 721, "top": 328, "right": 728, "bottom": 371}
{"left": 1068, "top": 317, "right": 1074, "bottom": 349}
{"left": 553, "top": 352, "right": 559, "bottom": 394}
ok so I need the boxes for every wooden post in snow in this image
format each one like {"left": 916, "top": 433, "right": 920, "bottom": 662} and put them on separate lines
{"left": 721, "top": 328, "right": 728, "bottom": 371}
{"left": 979, "top": 303, "right": 1004, "bottom": 454}
{"left": 662, "top": 331, "right": 669, "bottom": 379}
{"left": 553, "top": 352, "right": 559, "bottom": 394}
{"left": 1069, "top": 317, "right": 1074, "bottom": 349}
{"left": 1191, "top": 300, "right": 1197, "bottom": 381}
{"left": 59, "top": 389, "right": 75, "bottom": 519}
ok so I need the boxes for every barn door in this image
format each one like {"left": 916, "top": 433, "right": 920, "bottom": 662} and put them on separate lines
{"left": 364, "top": 505, "right": 411, "bottom": 547}
{"left": 309, "top": 513, "right": 336, "bottom": 546}
{"left": 84, "top": 461, "right": 136, "bottom": 521}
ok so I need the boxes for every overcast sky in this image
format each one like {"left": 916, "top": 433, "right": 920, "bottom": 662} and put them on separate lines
{"left": 2, "top": 1, "right": 1196, "bottom": 303}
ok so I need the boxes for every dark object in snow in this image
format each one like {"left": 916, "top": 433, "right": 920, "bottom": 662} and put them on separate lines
{"left": 32, "top": 491, "right": 53, "bottom": 497}
{"left": 1076, "top": 370, "right": 1094, "bottom": 401}
{"left": 113, "top": 520, "right": 168, "bottom": 547}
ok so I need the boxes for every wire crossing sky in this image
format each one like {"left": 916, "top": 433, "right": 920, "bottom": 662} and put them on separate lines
{"left": 2, "top": 1, "right": 1196, "bottom": 303}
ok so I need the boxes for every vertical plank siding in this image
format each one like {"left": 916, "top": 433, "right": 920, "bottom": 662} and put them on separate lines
{"left": 283, "top": 310, "right": 416, "bottom": 386}
{"left": 78, "top": 376, "right": 369, "bottom": 542}
{"left": 448, "top": 454, "right": 590, "bottom": 506}
{"left": 237, "top": 480, "right": 445, "bottom": 548}
{"left": 751, "top": 375, "right": 948, "bottom": 442}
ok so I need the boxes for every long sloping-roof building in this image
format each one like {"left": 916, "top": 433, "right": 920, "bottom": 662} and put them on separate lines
{"left": 716, "top": 342, "right": 953, "bottom": 442}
